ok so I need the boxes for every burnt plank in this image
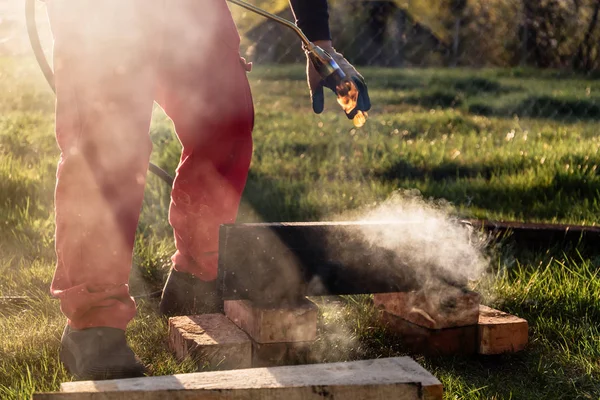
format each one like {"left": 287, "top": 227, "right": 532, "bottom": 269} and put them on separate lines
{"left": 218, "top": 220, "right": 599, "bottom": 305}
{"left": 467, "top": 219, "right": 600, "bottom": 248}
{"left": 218, "top": 222, "right": 442, "bottom": 305}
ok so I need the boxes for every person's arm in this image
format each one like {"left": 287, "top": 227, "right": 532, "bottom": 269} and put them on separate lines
{"left": 288, "top": 0, "right": 331, "bottom": 42}
{"left": 289, "top": 0, "right": 371, "bottom": 122}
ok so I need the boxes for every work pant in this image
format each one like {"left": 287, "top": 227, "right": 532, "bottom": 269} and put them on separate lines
{"left": 47, "top": 0, "right": 254, "bottom": 330}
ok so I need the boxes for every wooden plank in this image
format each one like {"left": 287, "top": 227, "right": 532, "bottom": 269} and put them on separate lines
{"left": 218, "top": 219, "right": 600, "bottom": 304}
{"left": 478, "top": 305, "right": 528, "bottom": 355}
{"left": 224, "top": 298, "right": 317, "bottom": 343}
{"left": 373, "top": 289, "right": 480, "bottom": 329}
{"left": 168, "top": 314, "right": 252, "bottom": 371}
{"left": 466, "top": 219, "right": 600, "bottom": 248}
{"left": 33, "top": 357, "right": 443, "bottom": 400}
{"left": 217, "top": 222, "right": 445, "bottom": 305}
{"left": 381, "top": 311, "right": 477, "bottom": 356}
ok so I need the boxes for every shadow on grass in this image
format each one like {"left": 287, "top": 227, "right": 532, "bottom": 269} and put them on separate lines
{"left": 238, "top": 169, "right": 321, "bottom": 223}
{"left": 470, "top": 95, "right": 600, "bottom": 121}
{"left": 430, "top": 76, "right": 518, "bottom": 96}
{"left": 375, "top": 158, "right": 534, "bottom": 182}
{"left": 425, "top": 172, "right": 600, "bottom": 221}
{"left": 375, "top": 157, "right": 600, "bottom": 221}
{"left": 493, "top": 67, "right": 600, "bottom": 81}
{"left": 401, "top": 90, "right": 464, "bottom": 109}
{"left": 395, "top": 77, "right": 518, "bottom": 110}
{"left": 363, "top": 75, "right": 427, "bottom": 91}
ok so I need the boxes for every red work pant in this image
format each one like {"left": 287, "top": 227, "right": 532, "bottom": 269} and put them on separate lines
{"left": 47, "top": 0, "right": 254, "bottom": 330}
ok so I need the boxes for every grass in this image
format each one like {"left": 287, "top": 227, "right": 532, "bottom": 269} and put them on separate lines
{"left": 0, "top": 55, "right": 599, "bottom": 399}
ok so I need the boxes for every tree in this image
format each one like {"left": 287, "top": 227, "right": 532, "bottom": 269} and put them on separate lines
{"left": 574, "top": 0, "right": 600, "bottom": 71}
{"left": 447, "top": 0, "right": 468, "bottom": 66}
{"left": 520, "top": 0, "right": 578, "bottom": 68}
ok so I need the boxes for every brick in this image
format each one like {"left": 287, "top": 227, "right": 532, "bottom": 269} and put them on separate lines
{"left": 381, "top": 311, "right": 477, "bottom": 356}
{"left": 373, "top": 288, "right": 481, "bottom": 329}
{"left": 251, "top": 340, "right": 313, "bottom": 368}
{"left": 478, "top": 305, "right": 528, "bottom": 355}
{"left": 37, "top": 357, "right": 443, "bottom": 400}
{"left": 224, "top": 298, "right": 317, "bottom": 343}
{"left": 168, "top": 314, "right": 252, "bottom": 371}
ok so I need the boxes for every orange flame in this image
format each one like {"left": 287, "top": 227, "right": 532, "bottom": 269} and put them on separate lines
{"left": 335, "top": 79, "right": 368, "bottom": 128}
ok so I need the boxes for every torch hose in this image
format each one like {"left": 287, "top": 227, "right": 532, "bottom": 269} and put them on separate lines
{"left": 225, "top": 0, "right": 312, "bottom": 48}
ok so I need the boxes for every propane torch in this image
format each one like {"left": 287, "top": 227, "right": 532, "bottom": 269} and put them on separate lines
{"left": 226, "top": 0, "right": 368, "bottom": 127}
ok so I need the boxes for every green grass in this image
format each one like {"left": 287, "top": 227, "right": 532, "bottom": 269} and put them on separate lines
{"left": 1, "top": 56, "right": 599, "bottom": 399}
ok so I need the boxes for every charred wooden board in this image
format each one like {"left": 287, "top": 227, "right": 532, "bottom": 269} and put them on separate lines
{"left": 217, "top": 222, "right": 468, "bottom": 305}
{"left": 218, "top": 220, "right": 599, "bottom": 305}
{"left": 466, "top": 219, "right": 600, "bottom": 248}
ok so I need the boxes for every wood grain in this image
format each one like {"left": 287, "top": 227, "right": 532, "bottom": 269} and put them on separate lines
{"left": 34, "top": 357, "right": 443, "bottom": 400}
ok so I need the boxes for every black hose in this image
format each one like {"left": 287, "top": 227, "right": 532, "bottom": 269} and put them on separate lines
{"left": 25, "top": 0, "right": 175, "bottom": 187}
{"left": 25, "top": 0, "right": 54, "bottom": 92}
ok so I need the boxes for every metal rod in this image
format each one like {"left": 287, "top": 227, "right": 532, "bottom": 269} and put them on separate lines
{"left": 226, "top": 0, "right": 313, "bottom": 48}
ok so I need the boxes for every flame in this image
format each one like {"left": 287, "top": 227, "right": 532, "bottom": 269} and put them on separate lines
{"left": 335, "top": 79, "right": 368, "bottom": 128}
{"left": 352, "top": 111, "right": 368, "bottom": 128}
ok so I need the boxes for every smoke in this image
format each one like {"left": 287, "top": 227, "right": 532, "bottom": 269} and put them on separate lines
{"left": 333, "top": 189, "right": 491, "bottom": 291}
{"left": 302, "top": 190, "right": 494, "bottom": 360}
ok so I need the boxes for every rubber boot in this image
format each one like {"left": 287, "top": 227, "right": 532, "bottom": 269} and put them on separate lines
{"left": 159, "top": 268, "right": 223, "bottom": 317}
{"left": 60, "top": 325, "right": 147, "bottom": 381}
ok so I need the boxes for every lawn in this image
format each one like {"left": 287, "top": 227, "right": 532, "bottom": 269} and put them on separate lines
{"left": 0, "top": 56, "right": 599, "bottom": 399}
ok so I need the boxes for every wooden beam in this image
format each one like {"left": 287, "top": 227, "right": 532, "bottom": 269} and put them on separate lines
{"left": 218, "top": 219, "right": 599, "bottom": 305}
{"left": 218, "top": 222, "right": 465, "bottom": 305}
{"left": 467, "top": 219, "right": 600, "bottom": 248}
{"left": 34, "top": 357, "right": 443, "bottom": 400}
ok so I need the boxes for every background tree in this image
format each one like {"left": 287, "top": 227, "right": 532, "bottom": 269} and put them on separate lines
{"left": 446, "top": 0, "right": 468, "bottom": 66}
{"left": 574, "top": 0, "right": 600, "bottom": 71}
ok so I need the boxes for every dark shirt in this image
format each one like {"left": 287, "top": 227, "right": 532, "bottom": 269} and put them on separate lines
{"left": 289, "top": 0, "right": 331, "bottom": 42}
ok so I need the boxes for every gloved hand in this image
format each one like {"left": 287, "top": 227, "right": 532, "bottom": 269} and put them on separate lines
{"left": 306, "top": 41, "right": 371, "bottom": 120}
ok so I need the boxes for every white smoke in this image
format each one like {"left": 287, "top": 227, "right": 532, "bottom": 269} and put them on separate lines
{"left": 334, "top": 189, "right": 491, "bottom": 290}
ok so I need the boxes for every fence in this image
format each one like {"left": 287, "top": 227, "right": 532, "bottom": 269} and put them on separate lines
{"left": 228, "top": 0, "right": 600, "bottom": 123}
{"left": 232, "top": 0, "right": 600, "bottom": 71}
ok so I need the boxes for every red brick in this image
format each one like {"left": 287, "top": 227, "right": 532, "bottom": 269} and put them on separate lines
{"left": 478, "top": 305, "right": 528, "bottom": 354}
{"left": 224, "top": 298, "right": 317, "bottom": 343}
{"left": 373, "top": 289, "right": 481, "bottom": 329}
{"left": 168, "top": 314, "right": 251, "bottom": 371}
{"left": 381, "top": 311, "right": 477, "bottom": 356}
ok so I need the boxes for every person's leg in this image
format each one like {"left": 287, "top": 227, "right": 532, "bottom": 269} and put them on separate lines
{"left": 156, "top": 0, "right": 254, "bottom": 314}
{"left": 47, "top": 0, "right": 161, "bottom": 378}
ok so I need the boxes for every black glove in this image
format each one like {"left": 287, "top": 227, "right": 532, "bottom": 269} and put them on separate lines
{"left": 306, "top": 44, "right": 371, "bottom": 124}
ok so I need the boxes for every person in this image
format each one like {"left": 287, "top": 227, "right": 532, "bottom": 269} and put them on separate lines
{"left": 46, "top": 0, "right": 370, "bottom": 381}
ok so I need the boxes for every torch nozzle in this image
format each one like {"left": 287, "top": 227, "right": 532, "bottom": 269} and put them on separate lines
{"left": 306, "top": 44, "right": 368, "bottom": 127}
{"left": 305, "top": 44, "right": 347, "bottom": 88}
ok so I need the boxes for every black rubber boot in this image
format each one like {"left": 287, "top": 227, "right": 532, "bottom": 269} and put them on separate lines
{"left": 159, "top": 268, "right": 223, "bottom": 317}
{"left": 59, "top": 326, "right": 147, "bottom": 381}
